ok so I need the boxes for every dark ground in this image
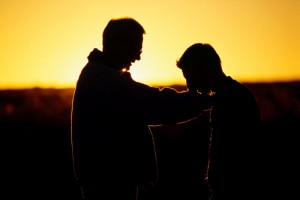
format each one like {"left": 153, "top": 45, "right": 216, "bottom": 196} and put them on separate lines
{"left": 1, "top": 81, "right": 299, "bottom": 199}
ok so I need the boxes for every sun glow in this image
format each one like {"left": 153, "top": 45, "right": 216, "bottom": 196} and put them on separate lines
{"left": 0, "top": 0, "right": 299, "bottom": 89}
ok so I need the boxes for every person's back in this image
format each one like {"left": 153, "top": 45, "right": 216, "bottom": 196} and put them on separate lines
{"left": 207, "top": 77, "right": 264, "bottom": 200}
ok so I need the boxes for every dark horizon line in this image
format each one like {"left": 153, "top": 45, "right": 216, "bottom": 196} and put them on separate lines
{"left": 1, "top": 79, "right": 300, "bottom": 91}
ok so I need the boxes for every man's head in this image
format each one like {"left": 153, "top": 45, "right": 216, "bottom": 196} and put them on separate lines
{"left": 176, "top": 43, "right": 224, "bottom": 93}
{"left": 102, "top": 17, "right": 145, "bottom": 70}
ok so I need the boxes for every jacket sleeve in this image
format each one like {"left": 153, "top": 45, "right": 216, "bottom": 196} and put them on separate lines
{"left": 143, "top": 87, "right": 213, "bottom": 125}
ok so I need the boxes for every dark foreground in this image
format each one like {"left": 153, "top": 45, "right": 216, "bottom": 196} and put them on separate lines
{"left": 1, "top": 81, "right": 299, "bottom": 199}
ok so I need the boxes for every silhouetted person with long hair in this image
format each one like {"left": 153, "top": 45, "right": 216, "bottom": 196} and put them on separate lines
{"left": 71, "top": 17, "right": 213, "bottom": 200}
{"left": 177, "top": 43, "right": 266, "bottom": 200}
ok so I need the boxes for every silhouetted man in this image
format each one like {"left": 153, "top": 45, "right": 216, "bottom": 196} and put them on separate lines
{"left": 177, "top": 43, "right": 266, "bottom": 200}
{"left": 71, "top": 18, "right": 213, "bottom": 200}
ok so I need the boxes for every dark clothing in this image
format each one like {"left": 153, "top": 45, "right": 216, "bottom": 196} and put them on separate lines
{"left": 71, "top": 49, "right": 212, "bottom": 200}
{"left": 174, "top": 111, "right": 212, "bottom": 200}
{"left": 207, "top": 77, "right": 265, "bottom": 200}
{"left": 151, "top": 111, "right": 212, "bottom": 200}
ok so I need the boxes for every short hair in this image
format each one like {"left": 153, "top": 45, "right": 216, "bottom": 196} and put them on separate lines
{"left": 176, "top": 43, "right": 222, "bottom": 71}
{"left": 102, "top": 17, "right": 146, "bottom": 47}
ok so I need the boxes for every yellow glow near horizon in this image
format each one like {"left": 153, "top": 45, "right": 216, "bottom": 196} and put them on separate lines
{"left": 0, "top": 0, "right": 299, "bottom": 89}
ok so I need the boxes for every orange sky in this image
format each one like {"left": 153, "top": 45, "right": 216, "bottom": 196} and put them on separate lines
{"left": 0, "top": 0, "right": 299, "bottom": 89}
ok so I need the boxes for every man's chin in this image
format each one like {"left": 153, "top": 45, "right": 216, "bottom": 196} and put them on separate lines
{"left": 122, "top": 64, "right": 131, "bottom": 71}
{"left": 125, "top": 63, "right": 132, "bottom": 69}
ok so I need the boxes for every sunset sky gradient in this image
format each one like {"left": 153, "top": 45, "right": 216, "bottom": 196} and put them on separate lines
{"left": 0, "top": 0, "right": 299, "bottom": 89}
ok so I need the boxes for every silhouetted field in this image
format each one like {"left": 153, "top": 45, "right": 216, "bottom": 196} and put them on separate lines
{"left": 1, "top": 82, "right": 299, "bottom": 199}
